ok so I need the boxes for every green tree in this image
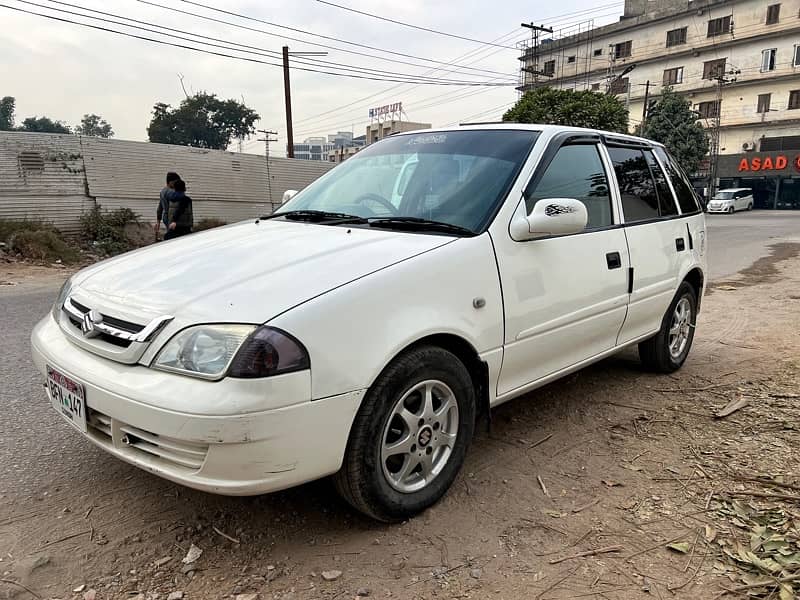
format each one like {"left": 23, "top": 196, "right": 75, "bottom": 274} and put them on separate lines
{"left": 503, "top": 87, "right": 629, "bottom": 133}
{"left": 0, "top": 96, "right": 15, "bottom": 131}
{"left": 147, "top": 92, "right": 259, "bottom": 149}
{"left": 19, "top": 116, "right": 72, "bottom": 134}
{"left": 639, "top": 87, "right": 709, "bottom": 175}
{"left": 75, "top": 113, "right": 114, "bottom": 138}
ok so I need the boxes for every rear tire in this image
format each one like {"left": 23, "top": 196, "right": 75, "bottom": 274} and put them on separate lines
{"left": 639, "top": 282, "right": 697, "bottom": 373}
{"left": 334, "top": 346, "right": 476, "bottom": 522}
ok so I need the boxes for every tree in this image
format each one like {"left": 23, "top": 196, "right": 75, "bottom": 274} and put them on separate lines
{"left": 19, "top": 116, "right": 72, "bottom": 134}
{"left": 147, "top": 92, "right": 259, "bottom": 149}
{"left": 0, "top": 96, "right": 15, "bottom": 131}
{"left": 638, "top": 87, "right": 709, "bottom": 175}
{"left": 503, "top": 87, "right": 629, "bottom": 133}
{"left": 75, "top": 113, "right": 114, "bottom": 137}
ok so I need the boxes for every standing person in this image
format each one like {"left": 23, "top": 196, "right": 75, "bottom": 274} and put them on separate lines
{"left": 155, "top": 171, "right": 181, "bottom": 239}
{"left": 164, "top": 179, "right": 193, "bottom": 240}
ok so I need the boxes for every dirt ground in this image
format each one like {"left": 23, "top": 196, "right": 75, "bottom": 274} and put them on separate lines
{"left": 2, "top": 245, "right": 800, "bottom": 600}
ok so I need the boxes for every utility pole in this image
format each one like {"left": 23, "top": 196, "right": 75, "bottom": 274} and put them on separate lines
{"left": 708, "top": 68, "right": 739, "bottom": 200}
{"left": 520, "top": 23, "right": 554, "bottom": 86}
{"left": 282, "top": 46, "right": 328, "bottom": 159}
{"left": 641, "top": 80, "right": 651, "bottom": 130}
{"left": 257, "top": 129, "right": 278, "bottom": 209}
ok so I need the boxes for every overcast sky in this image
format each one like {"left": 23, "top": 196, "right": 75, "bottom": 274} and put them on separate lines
{"left": 0, "top": 0, "right": 622, "bottom": 156}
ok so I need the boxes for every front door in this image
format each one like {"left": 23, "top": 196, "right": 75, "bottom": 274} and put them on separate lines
{"left": 494, "top": 138, "right": 630, "bottom": 397}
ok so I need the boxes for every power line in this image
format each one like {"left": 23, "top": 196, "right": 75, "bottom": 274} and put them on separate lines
{"left": 314, "top": 0, "right": 517, "bottom": 49}
{"left": 23, "top": 0, "right": 512, "bottom": 85}
{"left": 142, "top": 0, "right": 515, "bottom": 77}
{"left": 0, "top": 3, "right": 516, "bottom": 86}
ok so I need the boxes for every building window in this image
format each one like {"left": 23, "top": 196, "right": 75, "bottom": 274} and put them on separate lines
{"left": 663, "top": 67, "right": 684, "bottom": 85}
{"left": 666, "top": 27, "right": 687, "bottom": 47}
{"left": 766, "top": 4, "right": 780, "bottom": 24}
{"left": 757, "top": 93, "right": 772, "bottom": 113}
{"left": 703, "top": 58, "right": 727, "bottom": 79}
{"left": 697, "top": 100, "right": 721, "bottom": 119}
{"left": 593, "top": 48, "right": 603, "bottom": 57}
{"left": 609, "top": 77, "right": 630, "bottom": 95}
{"left": 567, "top": 55, "right": 576, "bottom": 63}
{"left": 789, "top": 90, "right": 800, "bottom": 110}
{"left": 761, "top": 48, "right": 777, "bottom": 72}
{"left": 614, "top": 40, "right": 632, "bottom": 59}
{"left": 591, "top": 82, "right": 601, "bottom": 91}
{"left": 794, "top": 45, "right": 800, "bottom": 67}
{"left": 707, "top": 15, "right": 732, "bottom": 37}
{"left": 543, "top": 60, "right": 555, "bottom": 76}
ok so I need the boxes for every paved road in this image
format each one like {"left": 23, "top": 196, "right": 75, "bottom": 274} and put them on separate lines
{"left": 706, "top": 210, "right": 800, "bottom": 279}
{"left": 1, "top": 211, "right": 798, "bottom": 500}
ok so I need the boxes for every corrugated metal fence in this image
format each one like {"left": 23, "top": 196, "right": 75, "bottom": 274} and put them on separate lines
{"left": 0, "top": 131, "right": 334, "bottom": 234}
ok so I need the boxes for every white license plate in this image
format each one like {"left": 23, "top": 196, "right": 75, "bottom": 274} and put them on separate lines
{"left": 46, "top": 365, "right": 87, "bottom": 433}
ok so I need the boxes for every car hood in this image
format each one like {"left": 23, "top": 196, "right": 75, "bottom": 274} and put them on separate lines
{"left": 72, "top": 220, "right": 454, "bottom": 324}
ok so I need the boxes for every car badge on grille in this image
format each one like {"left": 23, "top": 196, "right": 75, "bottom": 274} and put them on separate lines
{"left": 81, "top": 309, "right": 104, "bottom": 338}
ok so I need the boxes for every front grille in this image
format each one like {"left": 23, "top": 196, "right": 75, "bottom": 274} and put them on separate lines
{"left": 69, "top": 300, "right": 145, "bottom": 334}
{"left": 86, "top": 408, "right": 209, "bottom": 472}
{"left": 66, "top": 315, "right": 133, "bottom": 348}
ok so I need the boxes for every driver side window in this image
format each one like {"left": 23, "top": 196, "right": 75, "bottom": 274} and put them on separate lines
{"left": 526, "top": 144, "right": 613, "bottom": 229}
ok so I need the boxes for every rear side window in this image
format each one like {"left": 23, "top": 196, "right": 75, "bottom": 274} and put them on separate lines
{"left": 653, "top": 147, "right": 701, "bottom": 214}
{"left": 607, "top": 146, "right": 660, "bottom": 222}
{"left": 644, "top": 150, "right": 678, "bottom": 217}
{"left": 526, "top": 144, "right": 613, "bottom": 229}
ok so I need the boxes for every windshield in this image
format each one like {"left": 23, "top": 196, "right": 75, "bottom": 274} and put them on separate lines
{"left": 277, "top": 129, "right": 540, "bottom": 233}
{"left": 714, "top": 191, "right": 736, "bottom": 200}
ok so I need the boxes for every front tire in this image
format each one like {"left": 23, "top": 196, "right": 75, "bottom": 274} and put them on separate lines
{"left": 639, "top": 282, "right": 698, "bottom": 373}
{"left": 747, "top": 202, "right": 753, "bottom": 211}
{"left": 334, "top": 346, "right": 476, "bottom": 522}
{"left": 728, "top": 206, "right": 735, "bottom": 214}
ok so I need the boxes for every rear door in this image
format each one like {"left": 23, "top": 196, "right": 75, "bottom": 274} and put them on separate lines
{"left": 607, "top": 142, "right": 687, "bottom": 345}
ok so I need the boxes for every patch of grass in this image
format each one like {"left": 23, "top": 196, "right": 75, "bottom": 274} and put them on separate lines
{"left": 80, "top": 205, "right": 140, "bottom": 256}
{"left": 0, "top": 219, "right": 58, "bottom": 242}
{"left": 9, "top": 229, "right": 80, "bottom": 264}
{"left": 193, "top": 218, "right": 228, "bottom": 232}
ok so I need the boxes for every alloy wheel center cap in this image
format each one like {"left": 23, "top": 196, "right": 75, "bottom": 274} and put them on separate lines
{"left": 417, "top": 426, "right": 433, "bottom": 448}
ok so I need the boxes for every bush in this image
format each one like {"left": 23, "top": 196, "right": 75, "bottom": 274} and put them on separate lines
{"left": 80, "top": 205, "right": 140, "bottom": 255}
{"left": 10, "top": 229, "right": 80, "bottom": 264}
{"left": 193, "top": 217, "right": 228, "bottom": 232}
{"left": 0, "top": 219, "right": 58, "bottom": 242}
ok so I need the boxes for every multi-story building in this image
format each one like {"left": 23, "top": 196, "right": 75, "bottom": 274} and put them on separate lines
{"left": 366, "top": 120, "right": 431, "bottom": 145}
{"left": 292, "top": 137, "right": 335, "bottom": 161}
{"left": 518, "top": 0, "right": 800, "bottom": 208}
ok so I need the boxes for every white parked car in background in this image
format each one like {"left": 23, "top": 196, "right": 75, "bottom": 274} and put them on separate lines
{"left": 707, "top": 188, "right": 754, "bottom": 213}
{"left": 32, "top": 125, "right": 707, "bottom": 522}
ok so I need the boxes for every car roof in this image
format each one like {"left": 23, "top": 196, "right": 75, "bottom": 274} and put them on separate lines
{"left": 391, "top": 123, "right": 665, "bottom": 148}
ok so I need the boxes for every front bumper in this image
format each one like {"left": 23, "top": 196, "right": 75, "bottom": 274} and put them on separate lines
{"left": 707, "top": 204, "right": 732, "bottom": 213}
{"left": 31, "top": 314, "right": 364, "bottom": 495}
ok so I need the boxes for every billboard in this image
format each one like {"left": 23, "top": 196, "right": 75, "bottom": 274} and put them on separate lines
{"left": 369, "top": 102, "right": 402, "bottom": 119}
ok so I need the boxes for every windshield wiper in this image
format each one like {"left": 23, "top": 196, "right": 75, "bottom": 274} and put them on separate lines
{"left": 260, "top": 210, "right": 368, "bottom": 224}
{"left": 368, "top": 217, "right": 476, "bottom": 237}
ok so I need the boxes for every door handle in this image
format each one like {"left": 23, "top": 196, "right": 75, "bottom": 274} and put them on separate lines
{"left": 606, "top": 251, "right": 622, "bottom": 269}
{"left": 676, "top": 238, "right": 686, "bottom": 252}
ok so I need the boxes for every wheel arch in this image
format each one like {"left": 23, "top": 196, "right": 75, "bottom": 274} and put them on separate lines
{"left": 682, "top": 267, "right": 705, "bottom": 312}
{"left": 384, "top": 333, "right": 490, "bottom": 423}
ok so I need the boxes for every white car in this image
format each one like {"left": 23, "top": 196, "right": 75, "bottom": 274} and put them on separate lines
{"left": 706, "top": 188, "right": 754, "bottom": 213}
{"left": 32, "top": 125, "right": 707, "bottom": 522}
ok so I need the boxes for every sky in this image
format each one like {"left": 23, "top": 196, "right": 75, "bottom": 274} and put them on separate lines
{"left": 0, "top": 0, "right": 623, "bottom": 156}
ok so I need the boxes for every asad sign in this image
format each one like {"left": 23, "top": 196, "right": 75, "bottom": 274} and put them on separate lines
{"left": 738, "top": 154, "right": 800, "bottom": 172}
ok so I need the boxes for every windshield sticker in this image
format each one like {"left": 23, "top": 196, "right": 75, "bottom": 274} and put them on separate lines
{"left": 406, "top": 134, "right": 447, "bottom": 146}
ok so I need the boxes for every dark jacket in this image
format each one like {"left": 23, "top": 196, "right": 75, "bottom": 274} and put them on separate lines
{"left": 166, "top": 190, "right": 193, "bottom": 229}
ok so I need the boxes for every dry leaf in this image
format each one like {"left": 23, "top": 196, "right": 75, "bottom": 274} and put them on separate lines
{"left": 667, "top": 542, "right": 690, "bottom": 554}
{"left": 182, "top": 543, "right": 203, "bottom": 564}
{"left": 705, "top": 525, "right": 717, "bottom": 543}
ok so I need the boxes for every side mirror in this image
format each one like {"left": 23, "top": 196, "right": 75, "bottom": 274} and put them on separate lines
{"left": 511, "top": 198, "right": 588, "bottom": 240}
{"left": 282, "top": 189, "right": 299, "bottom": 204}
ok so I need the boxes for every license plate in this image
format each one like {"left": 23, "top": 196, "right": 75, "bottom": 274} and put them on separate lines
{"left": 46, "top": 366, "right": 87, "bottom": 433}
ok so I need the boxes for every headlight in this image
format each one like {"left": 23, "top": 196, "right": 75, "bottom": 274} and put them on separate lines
{"left": 52, "top": 276, "right": 74, "bottom": 321}
{"left": 153, "top": 324, "right": 257, "bottom": 379}
{"left": 228, "top": 326, "right": 310, "bottom": 378}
